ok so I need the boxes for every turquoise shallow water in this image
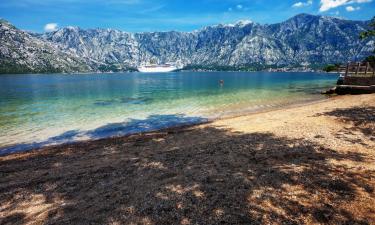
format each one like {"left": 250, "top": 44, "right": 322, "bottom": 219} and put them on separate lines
{"left": 0, "top": 72, "right": 338, "bottom": 154}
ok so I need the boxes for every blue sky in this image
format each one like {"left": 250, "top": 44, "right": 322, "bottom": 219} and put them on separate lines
{"left": 0, "top": 0, "right": 374, "bottom": 32}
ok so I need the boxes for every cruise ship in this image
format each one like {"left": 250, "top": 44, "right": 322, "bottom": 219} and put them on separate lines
{"left": 137, "top": 64, "right": 178, "bottom": 73}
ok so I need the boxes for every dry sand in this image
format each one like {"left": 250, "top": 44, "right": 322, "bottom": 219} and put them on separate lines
{"left": 1, "top": 94, "right": 374, "bottom": 225}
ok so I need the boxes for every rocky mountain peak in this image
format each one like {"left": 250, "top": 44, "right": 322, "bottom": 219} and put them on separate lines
{"left": 235, "top": 20, "right": 253, "bottom": 27}
{"left": 1, "top": 14, "right": 373, "bottom": 73}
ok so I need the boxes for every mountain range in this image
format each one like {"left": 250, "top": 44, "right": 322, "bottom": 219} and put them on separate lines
{"left": 0, "top": 14, "right": 374, "bottom": 74}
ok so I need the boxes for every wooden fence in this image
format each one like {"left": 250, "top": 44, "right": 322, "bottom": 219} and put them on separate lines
{"left": 338, "top": 62, "right": 375, "bottom": 77}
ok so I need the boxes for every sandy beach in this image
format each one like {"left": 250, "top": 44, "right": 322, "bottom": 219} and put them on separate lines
{"left": 1, "top": 94, "right": 374, "bottom": 224}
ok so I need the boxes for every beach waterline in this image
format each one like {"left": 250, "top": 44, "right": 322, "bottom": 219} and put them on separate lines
{"left": 0, "top": 72, "right": 338, "bottom": 154}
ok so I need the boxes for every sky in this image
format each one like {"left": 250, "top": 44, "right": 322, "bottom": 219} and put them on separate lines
{"left": 0, "top": 0, "right": 374, "bottom": 33}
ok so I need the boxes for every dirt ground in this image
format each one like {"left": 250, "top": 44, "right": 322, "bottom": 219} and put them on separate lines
{"left": 1, "top": 94, "right": 375, "bottom": 225}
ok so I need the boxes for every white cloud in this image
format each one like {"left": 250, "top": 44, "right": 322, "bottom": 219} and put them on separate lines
{"left": 319, "top": 0, "right": 372, "bottom": 12}
{"left": 345, "top": 5, "right": 360, "bottom": 10}
{"left": 292, "top": 0, "right": 313, "bottom": 8}
{"left": 228, "top": 4, "right": 248, "bottom": 11}
{"left": 293, "top": 2, "right": 304, "bottom": 7}
{"left": 44, "top": 23, "right": 58, "bottom": 32}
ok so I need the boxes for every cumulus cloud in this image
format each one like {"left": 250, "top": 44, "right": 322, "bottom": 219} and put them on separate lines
{"left": 228, "top": 4, "right": 248, "bottom": 12}
{"left": 292, "top": 0, "right": 313, "bottom": 8}
{"left": 44, "top": 23, "right": 58, "bottom": 32}
{"left": 319, "top": 0, "right": 372, "bottom": 12}
{"left": 345, "top": 5, "right": 361, "bottom": 10}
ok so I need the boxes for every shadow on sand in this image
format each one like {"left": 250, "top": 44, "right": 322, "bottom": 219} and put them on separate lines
{"left": 316, "top": 106, "right": 375, "bottom": 143}
{"left": 1, "top": 123, "right": 374, "bottom": 224}
{"left": 0, "top": 114, "right": 209, "bottom": 155}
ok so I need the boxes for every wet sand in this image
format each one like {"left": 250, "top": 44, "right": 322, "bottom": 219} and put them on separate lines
{"left": 1, "top": 94, "right": 375, "bottom": 224}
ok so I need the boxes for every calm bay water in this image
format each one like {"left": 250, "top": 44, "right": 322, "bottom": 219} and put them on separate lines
{"left": 0, "top": 72, "right": 337, "bottom": 154}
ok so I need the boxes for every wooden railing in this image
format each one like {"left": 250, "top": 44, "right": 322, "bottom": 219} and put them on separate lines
{"left": 338, "top": 62, "right": 375, "bottom": 77}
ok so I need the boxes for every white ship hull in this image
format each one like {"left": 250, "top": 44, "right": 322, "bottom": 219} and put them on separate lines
{"left": 138, "top": 65, "right": 178, "bottom": 73}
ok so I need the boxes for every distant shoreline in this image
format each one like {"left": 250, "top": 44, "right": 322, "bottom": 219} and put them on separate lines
{"left": 0, "top": 69, "right": 335, "bottom": 75}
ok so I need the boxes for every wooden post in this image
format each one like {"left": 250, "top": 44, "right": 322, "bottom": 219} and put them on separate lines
{"left": 345, "top": 63, "right": 349, "bottom": 77}
{"left": 364, "top": 62, "right": 369, "bottom": 76}
{"left": 355, "top": 62, "right": 360, "bottom": 75}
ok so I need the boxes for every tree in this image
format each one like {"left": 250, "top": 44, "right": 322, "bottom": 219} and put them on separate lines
{"left": 360, "top": 17, "right": 375, "bottom": 40}
{"left": 323, "top": 64, "right": 340, "bottom": 72}
{"left": 360, "top": 17, "right": 375, "bottom": 67}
